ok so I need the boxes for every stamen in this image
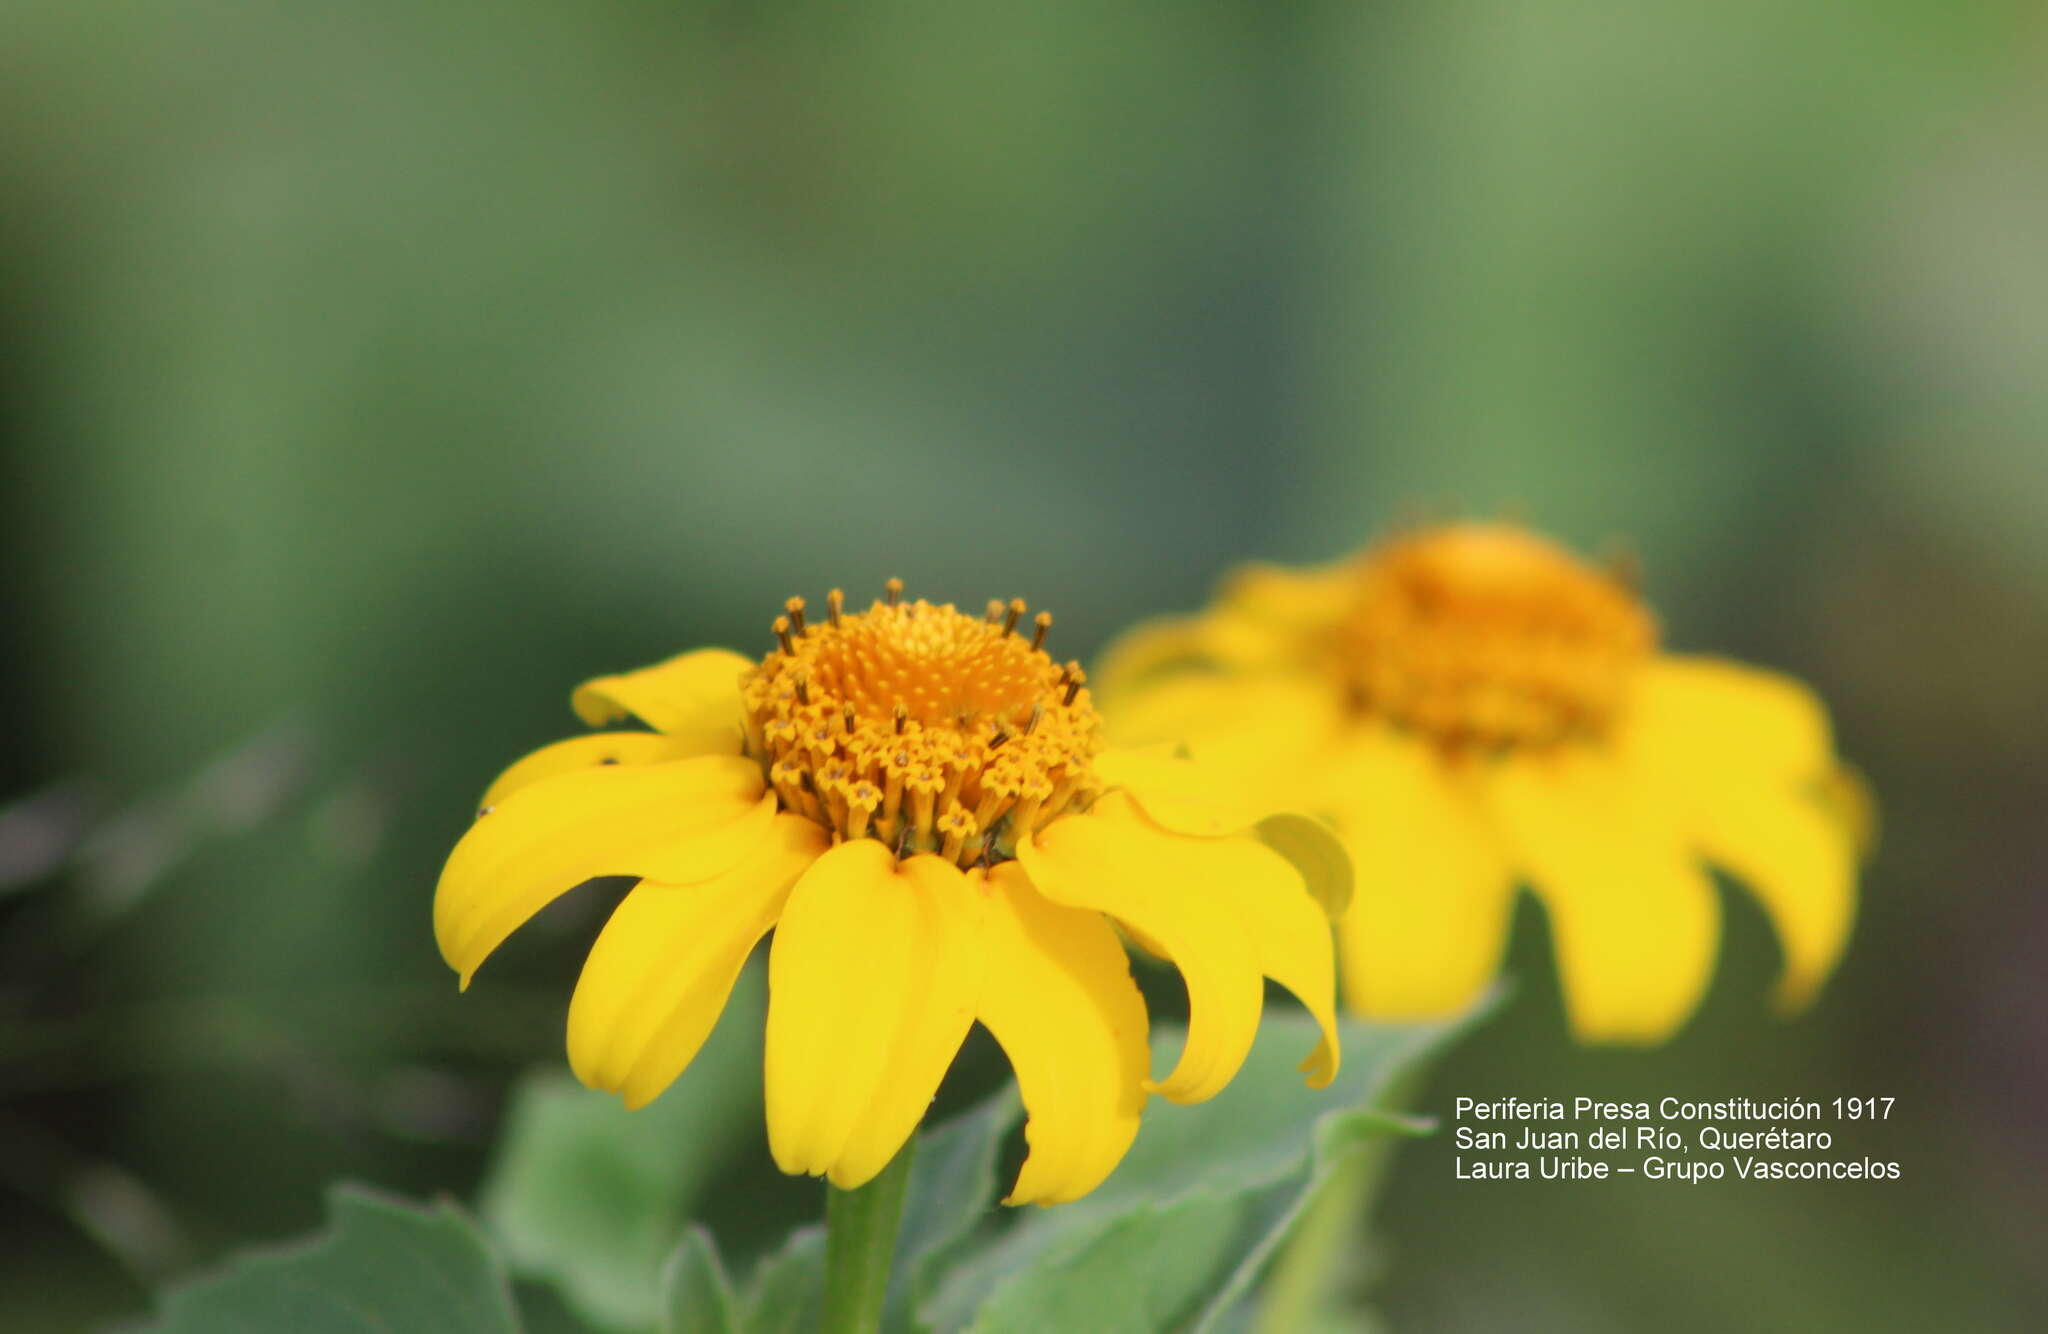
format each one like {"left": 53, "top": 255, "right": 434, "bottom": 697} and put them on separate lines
{"left": 739, "top": 585, "right": 1102, "bottom": 866}
{"left": 1031, "top": 611, "right": 1052, "bottom": 651}
{"left": 937, "top": 805, "right": 979, "bottom": 864}
{"left": 827, "top": 588, "right": 845, "bottom": 628}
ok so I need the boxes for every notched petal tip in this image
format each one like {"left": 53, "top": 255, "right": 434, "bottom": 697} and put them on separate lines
{"left": 1297, "top": 1009, "right": 1341, "bottom": 1088}
{"left": 1020, "top": 796, "right": 1267, "bottom": 1107}
{"left": 977, "top": 862, "right": 1149, "bottom": 1205}
{"left": 768, "top": 1139, "right": 816, "bottom": 1180}
{"left": 825, "top": 1157, "right": 890, "bottom": 1192}
{"left": 1140, "top": 1058, "right": 1235, "bottom": 1106}
{"left": 567, "top": 815, "right": 822, "bottom": 1116}
{"left": 1489, "top": 753, "right": 1721, "bottom": 1047}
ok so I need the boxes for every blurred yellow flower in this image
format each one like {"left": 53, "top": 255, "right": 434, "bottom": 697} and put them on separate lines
{"left": 1099, "top": 523, "right": 1871, "bottom": 1044}
{"left": 435, "top": 583, "right": 1342, "bottom": 1204}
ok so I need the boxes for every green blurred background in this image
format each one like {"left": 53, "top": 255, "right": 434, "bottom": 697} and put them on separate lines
{"left": 4, "top": 2, "right": 2045, "bottom": 1330}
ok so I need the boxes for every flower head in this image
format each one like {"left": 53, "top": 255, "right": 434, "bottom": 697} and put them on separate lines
{"left": 436, "top": 584, "right": 1343, "bottom": 1204}
{"left": 1100, "top": 522, "right": 1872, "bottom": 1043}
{"left": 740, "top": 584, "right": 1098, "bottom": 864}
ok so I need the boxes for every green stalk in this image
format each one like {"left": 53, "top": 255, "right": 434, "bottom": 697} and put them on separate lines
{"left": 1252, "top": 1074, "right": 1422, "bottom": 1334}
{"left": 1250, "top": 1143, "right": 1383, "bottom": 1334}
{"left": 819, "top": 1138, "right": 917, "bottom": 1334}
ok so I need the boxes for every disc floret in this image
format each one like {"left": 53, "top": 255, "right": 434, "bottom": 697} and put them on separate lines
{"left": 742, "top": 583, "right": 1102, "bottom": 865}
{"left": 1337, "top": 523, "right": 1657, "bottom": 751}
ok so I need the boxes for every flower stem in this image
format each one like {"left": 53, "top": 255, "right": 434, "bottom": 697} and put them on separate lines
{"left": 819, "top": 1138, "right": 917, "bottom": 1334}
{"left": 1249, "top": 1145, "right": 1382, "bottom": 1334}
{"left": 1252, "top": 1074, "right": 1422, "bottom": 1334}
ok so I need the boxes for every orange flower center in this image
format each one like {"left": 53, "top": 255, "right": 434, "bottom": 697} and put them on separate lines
{"left": 742, "top": 581, "right": 1103, "bottom": 865}
{"left": 1336, "top": 523, "right": 1656, "bottom": 750}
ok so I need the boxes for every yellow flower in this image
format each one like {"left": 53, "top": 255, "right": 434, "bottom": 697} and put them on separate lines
{"left": 1098, "top": 523, "right": 1872, "bottom": 1044}
{"left": 435, "top": 583, "right": 1343, "bottom": 1204}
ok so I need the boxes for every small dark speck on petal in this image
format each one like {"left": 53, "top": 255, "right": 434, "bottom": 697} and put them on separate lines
{"left": 476, "top": 805, "right": 494, "bottom": 819}
{"left": 599, "top": 757, "right": 620, "bottom": 765}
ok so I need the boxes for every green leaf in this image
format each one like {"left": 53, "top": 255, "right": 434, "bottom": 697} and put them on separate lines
{"left": 660, "top": 1225, "right": 742, "bottom": 1334}
{"left": 965, "top": 1194, "right": 1244, "bottom": 1334}
{"left": 916, "top": 1001, "right": 1493, "bottom": 1334}
{"left": 479, "top": 964, "right": 767, "bottom": 1333}
{"left": 741, "top": 1224, "right": 826, "bottom": 1334}
{"left": 885, "top": 1091, "right": 1017, "bottom": 1331}
{"left": 135, "top": 1184, "right": 521, "bottom": 1334}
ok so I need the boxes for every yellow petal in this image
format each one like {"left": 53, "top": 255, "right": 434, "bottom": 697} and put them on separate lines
{"left": 1021, "top": 793, "right": 1314, "bottom": 1103}
{"left": 1094, "top": 562, "right": 1352, "bottom": 689}
{"left": 1816, "top": 762, "right": 1879, "bottom": 859}
{"left": 763, "top": 843, "right": 979, "bottom": 1189}
{"left": 568, "top": 814, "right": 828, "bottom": 1108}
{"left": 1485, "top": 751, "right": 1721, "bottom": 1043}
{"left": 1090, "top": 613, "right": 1224, "bottom": 697}
{"left": 1694, "top": 783, "right": 1856, "bottom": 1013}
{"left": 435, "top": 755, "right": 773, "bottom": 987}
{"left": 1622, "top": 660, "right": 1865, "bottom": 1013}
{"left": 1095, "top": 566, "right": 1355, "bottom": 696}
{"left": 570, "top": 648, "right": 754, "bottom": 753}
{"left": 1092, "top": 744, "right": 1257, "bottom": 836}
{"left": 1323, "top": 726, "right": 1516, "bottom": 1020}
{"left": 480, "top": 732, "right": 705, "bottom": 809}
{"left": 1093, "top": 748, "right": 1352, "bottom": 921}
{"left": 1095, "top": 675, "right": 1339, "bottom": 790}
{"left": 1215, "top": 560, "right": 1363, "bottom": 632}
{"left": 1180, "top": 832, "right": 1343, "bottom": 1090}
{"left": 1625, "top": 656, "right": 1835, "bottom": 783}
{"left": 978, "top": 862, "right": 1149, "bottom": 1206}
{"left": 1632, "top": 742, "right": 1860, "bottom": 1014}
{"left": 1254, "top": 813, "right": 1353, "bottom": 921}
